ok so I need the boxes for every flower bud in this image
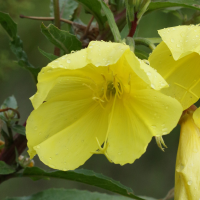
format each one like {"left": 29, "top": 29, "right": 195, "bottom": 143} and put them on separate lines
{"left": 175, "top": 106, "right": 200, "bottom": 200}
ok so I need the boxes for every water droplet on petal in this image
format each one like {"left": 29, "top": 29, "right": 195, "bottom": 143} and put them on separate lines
{"left": 177, "top": 44, "right": 180, "bottom": 48}
{"left": 151, "top": 83, "right": 155, "bottom": 89}
{"left": 162, "top": 128, "right": 168, "bottom": 132}
{"left": 188, "top": 180, "right": 192, "bottom": 185}
{"left": 196, "top": 35, "right": 199, "bottom": 37}
{"left": 36, "top": 146, "right": 40, "bottom": 149}
{"left": 171, "top": 39, "right": 174, "bottom": 43}
{"left": 49, "top": 157, "right": 52, "bottom": 160}
{"left": 67, "top": 59, "right": 71, "bottom": 63}
{"left": 147, "top": 72, "right": 151, "bottom": 76}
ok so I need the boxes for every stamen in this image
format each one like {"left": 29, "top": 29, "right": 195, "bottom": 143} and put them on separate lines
{"left": 155, "top": 136, "right": 167, "bottom": 151}
{"left": 92, "top": 137, "right": 112, "bottom": 163}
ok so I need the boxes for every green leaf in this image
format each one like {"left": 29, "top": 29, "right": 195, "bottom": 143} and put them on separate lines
{"left": 99, "top": 0, "right": 122, "bottom": 42}
{"left": 16, "top": 167, "right": 144, "bottom": 200}
{"left": 0, "top": 12, "right": 39, "bottom": 82}
{"left": 75, "top": 0, "right": 107, "bottom": 30}
{"left": 0, "top": 161, "right": 15, "bottom": 175}
{"left": 121, "top": 24, "right": 129, "bottom": 39}
{"left": 41, "top": 23, "right": 82, "bottom": 54}
{"left": 147, "top": 0, "right": 200, "bottom": 14}
{"left": 0, "top": 12, "right": 17, "bottom": 38}
{"left": 5, "top": 189, "right": 134, "bottom": 200}
{"left": 11, "top": 125, "right": 26, "bottom": 136}
{"left": 1, "top": 96, "right": 17, "bottom": 109}
{"left": 38, "top": 47, "right": 58, "bottom": 61}
{"left": 50, "top": 0, "right": 78, "bottom": 20}
{"left": 134, "top": 48, "right": 149, "bottom": 60}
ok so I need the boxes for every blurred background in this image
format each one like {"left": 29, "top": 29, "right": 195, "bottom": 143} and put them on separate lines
{"left": 0, "top": 0, "right": 199, "bottom": 199}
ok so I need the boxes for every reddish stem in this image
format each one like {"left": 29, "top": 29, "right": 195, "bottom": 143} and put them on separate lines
{"left": 128, "top": 14, "right": 138, "bottom": 37}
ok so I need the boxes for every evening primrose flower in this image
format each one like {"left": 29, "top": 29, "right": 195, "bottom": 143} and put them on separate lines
{"left": 149, "top": 25, "right": 200, "bottom": 110}
{"left": 26, "top": 41, "right": 182, "bottom": 170}
{"left": 175, "top": 106, "right": 200, "bottom": 200}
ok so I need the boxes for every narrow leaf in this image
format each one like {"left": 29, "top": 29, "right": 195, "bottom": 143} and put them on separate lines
{"left": 41, "top": 23, "right": 82, "bottom": 54}
{"left": 0, "top": 161, "right": 15, "bottom": 175}
{"left": 147, "top": 0, "right": 200, "bottom": 14}
{"left": 38, "top": 47, "right": 58, "bottom": 61}
{"left": 0, "top": 12, "right": 17, "bottom": 38}
{"left": 76, "top": 0, "right": 107, "bottom": 30}
{"left": 11, "top": 125, "right": 26, "bottom": 136}
{"left": 16, "top": 167, "right": 145, "bottom": 200}
{"left": 5, "top": 189, "right": 134, "bottom": 200}
{"left": 99, "top": 0, "right": 121, "bottom": 42}
{"left": 0, "top": 12, "right": 40, "bottom": 82}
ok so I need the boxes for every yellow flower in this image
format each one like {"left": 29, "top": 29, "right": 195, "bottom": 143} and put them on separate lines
{"left": 149, "top": 25, "right": 200, "bottom": 110}
{"left": 175, "top": 106, "right": 200, "bottom": 200}
{"left": 26, "top": 41, "right": 182, "bottom": 170}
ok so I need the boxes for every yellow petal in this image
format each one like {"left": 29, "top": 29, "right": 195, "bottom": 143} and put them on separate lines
{"left": 158, "top": 25, "right": 200, "bottom": 60}
{"left": 175, "top": 110, "right": 200, "bottom": 200}
{"left": 193, "top": 107, "right": 200, "bottom": 129}
{"left": 87, "top": 41, "right": 129, "bottom": 67}
{"left": 106, "top": 89, "right": 182, "bottom": 165}
{"left": 31, "top": 48, "right": 89, "bottom": 109}
{"left": 125, "top": 50, "right": 168, "bottom": 90}
{"left": 27, "top": 97, "right": 94, "bottom": 158}
{"left": 33, "top": 102, "right": 110, "bottom": 170}
{"left": 149, "top": 42, "right": 200, "bottom": 110}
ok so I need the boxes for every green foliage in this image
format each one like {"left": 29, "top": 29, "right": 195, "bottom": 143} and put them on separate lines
{"left": 16, "top": 167, "right": 144, "bottom": 200}
{"left": 1, "top": 96, "right": 17, "bottom": 110}
{"left": 0, "top": 12, "right": 40, "bottom": 82}
{"left": 0, "top": 96, "right": 17, "bottom": 122}
{"left": 134, "top": 48, "right": 149, "bottom": 60}
{"left": 41, "top": 23, "right": 82, "bottom": 54}
{"left": 38, "top": 47, "right": 59, "bottom": 61}
{"left": 0, "top": 161, "right": 15, "bottom": 175}
{"left": 76, "top": 0, "right": 107, "bottom": 30}
{"left": 50, "top": 0, "right": 79, "bottom": 20}
{"left": 147, "top": 0, "right": 200, "bottom": 14}
{"left": 5, "top": 189, "right": 134, "bottom": 200}
{"left": 99, "top": 0, "right": 122, "bottom": 42}
{"left": 11, "top": 125, "right": 26, "bottom": 136}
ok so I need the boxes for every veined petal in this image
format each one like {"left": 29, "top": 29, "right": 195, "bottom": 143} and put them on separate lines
{"left": 106, "top": 89, "right": 182, "bottom": 165}
{"left": 27, "top": 97, "right": 95, "bottom": 158}
{"left": 149, "top": 42, "right": 200, "bottom": 110}
{"left": 175, "top": 111, "right": 200, "bottom": 200}
{"left": 31, "top": 49, "right": 91, "bottom": 109}
{"left": 125, "top": 50, "right": 168, "bottom": 90}
{"left": 87, "top": 41, "right": 129, "bottom": 67}
{"left": 33, "top": 102, "right": 110, "bottom": 170}
{"left": 159, "top": 25, "right": 200, "bottom": 60}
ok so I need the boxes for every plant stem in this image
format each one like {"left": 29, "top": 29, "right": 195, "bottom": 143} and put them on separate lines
{"left": 0, "top": 108, "right": 20, "bottom": 124}
{"left": 7, "top": 125, "right": 13, "bottom": 141}
{"left": 128, "top": 14, "right": 138, "bottom": 37}
{"left": 82, "top": 16, "right": 94, "bottom": 39}
{"left": 53, "top": 0, "right": 61, "bottom": 56}
{"left": 20, "top": 15, "right": 73, "bottom": 25}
